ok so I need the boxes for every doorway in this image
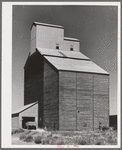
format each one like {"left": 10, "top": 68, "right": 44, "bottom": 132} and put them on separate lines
{"left": 22, "top": 117, "right": 35, "bottom": 129}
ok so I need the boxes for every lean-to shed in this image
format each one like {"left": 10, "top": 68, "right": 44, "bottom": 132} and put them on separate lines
{"left": 12, "top": 102, "right": 38, "bottom": 129}
{"left": 24, "top": 22, "right": 109, "bottom": 131}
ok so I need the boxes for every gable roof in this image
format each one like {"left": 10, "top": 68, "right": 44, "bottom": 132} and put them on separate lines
{"left": 12, "top": 102, "right": 38, "bottom": 116}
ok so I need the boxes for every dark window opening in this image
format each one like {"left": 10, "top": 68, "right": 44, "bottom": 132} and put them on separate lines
{"left": 56, "top": 46, "right": 59, "bottom": 49}
{"left": 70, "top": 47, "right": 73, "bottom": 51}
{"left": 56, "top": 44, "right": 59, "bottom": 49}
{"left": 70, "top": 45, "right": 73, "bottom": 51}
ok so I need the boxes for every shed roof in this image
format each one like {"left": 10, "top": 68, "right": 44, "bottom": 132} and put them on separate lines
{"left": 44, "top": 56, "right": 109, "bottom": 74}
{"left": 37, "top": 48, "right": 109, "bottom": 75}
{"left": 37, "top": 48, "right": 90, "bottom": 60}
{"left": 64, "top": 37, "right": 80, "bottom": 42}
{"left": 30, "top": 21, "right": 64, "bottom": 30}
{"left": 12, "top": 101, "right": 38, "bottom": 115}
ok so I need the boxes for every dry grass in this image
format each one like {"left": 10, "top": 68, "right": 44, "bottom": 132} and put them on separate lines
{"left": 12, "top": 127, "right": 117, "bottom": 145}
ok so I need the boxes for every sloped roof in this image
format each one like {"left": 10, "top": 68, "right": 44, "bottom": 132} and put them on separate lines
{"left": 37, "top": 48, "right": 90, "bottom": 60}
{"left": 37, "top": 48, "right": 109, "bottom": 75}
{"left": 30, "top": 21, "right": 64, "bottom": 30}
{"left": 44, "top": 56, "right": 109, "bottom": 74}
{"left": 12, "top": 101, "right": 38, "bottom": 115}
{"left": 37, "top": 48, "right": 63, "bottom": 57}
{"left": 64, "top": 37, "right": 80, "bottom": 42}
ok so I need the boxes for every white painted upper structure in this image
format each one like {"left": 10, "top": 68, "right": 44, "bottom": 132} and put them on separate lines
{"left": 30, "top": 21, "right": 80, "bottom": 54}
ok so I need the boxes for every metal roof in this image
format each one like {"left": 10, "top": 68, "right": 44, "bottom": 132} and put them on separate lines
{"left": 12, "top": 102, "right": 38, "bottom": 115}
{"left": 59, "top": 50, "right": 90, "bottom": 60}
{"left": 44, "top": 56, "right": 109, "bottom": 74}
{"left": 30, "top": 21, "right": 64, "bottom": 30}
{"left": 37, "top": 48, "right": 90, "bottom": 60}
{"left": 37, "top": 48, "right": 63, "bottom": 57}
{"left": 64, "top": 37, "right": 80, "bottom": 42}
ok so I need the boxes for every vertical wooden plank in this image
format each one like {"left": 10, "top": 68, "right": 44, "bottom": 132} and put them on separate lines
{"left": 43, "top": 61, "right": 59, "bottom": 130}
{"left": 59, "top": 71, "right": 77, "bottom": 130}
{"left": 24, "top": 52, "right": 43, "bottom": 128}
{"left": 77, "top": 73, "right": 94, "bottom": 131}
{"left": 94, "top": 74, "right": 109, "bottom": 130}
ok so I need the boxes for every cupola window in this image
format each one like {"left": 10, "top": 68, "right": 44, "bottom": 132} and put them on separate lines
{"left": 56, "top": 44, "right": 59, "bottom": 49}
{"left": 70, "top": 45, "right": 73, "bottom": 51}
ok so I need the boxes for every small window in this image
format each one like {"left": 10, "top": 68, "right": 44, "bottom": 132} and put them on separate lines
{"left": 70, "top": 45, "right": 73, "bottom": 51}
{"left": 56, "top": 44, "right": 59, "bottom": 49}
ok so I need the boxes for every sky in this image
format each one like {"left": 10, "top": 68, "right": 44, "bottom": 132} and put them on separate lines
{"left": 12, "top": 5, "right": 118, "bottom": 115}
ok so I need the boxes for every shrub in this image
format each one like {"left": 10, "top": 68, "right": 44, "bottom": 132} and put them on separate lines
{"left": 12, "top": 129, "right": 16, "bottom": 135}
{"left": 113, "top": 125, "right": 117, "bottom": 131}
{"left": 18, "top": 128, "right": 24, "bottom": 133}
{"left": 19, "top": 134, "right": 26, "bottom": 140}
{"left": 52, "top": 134, "right": 61, "bottom": 139}
{"left": 43, "top": 132, "right": 52, "bottom": 138}
{"left": 102, "top": 126, "right": 109, "bottom": 131}
{"left": 96, "top": 141, "right": 101, "bottom": 145}
{"left": 24, "top": 135, "right": 33, "bottom": 142}
{"left": 42, "top": 138, "right": 50, "bottom": 145}
{"left": 76, "top": 139, "right": 86, "bottom": 145}
{"left": 12, "top": 128, "right": 24, "bottom": 135}
{"left": 34, "top": 136, "right": 42, "bottom": 144}
{"left": 56, "top": 138, "right": 64, "bottom": 145}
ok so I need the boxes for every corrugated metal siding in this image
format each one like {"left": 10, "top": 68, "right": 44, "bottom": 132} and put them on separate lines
{"left": 59, "top": 72, "right": 77, "bottom": 130}
{"left": 43, "top": 61, "right": 59, "bottom": 130}
{"left": 44, "top": 56, "right": 109, "bottom": 74}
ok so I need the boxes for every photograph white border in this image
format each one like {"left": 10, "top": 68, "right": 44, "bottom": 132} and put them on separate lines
{"left": 2, "top": 2, "right": 121, "bottom": 148}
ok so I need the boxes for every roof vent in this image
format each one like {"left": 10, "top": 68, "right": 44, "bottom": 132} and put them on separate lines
{"left": 58, "top": 51, "right": 67, "bottom": 57}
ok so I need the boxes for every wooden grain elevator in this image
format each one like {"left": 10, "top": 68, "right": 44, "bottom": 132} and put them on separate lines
{"left": 24, "top": 22, "right": 109, "bottom": 131}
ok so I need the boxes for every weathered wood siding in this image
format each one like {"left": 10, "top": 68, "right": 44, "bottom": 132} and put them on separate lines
{"left": 24, "top": 52, "right": 43, "bottom": 127}
{"left": 59, "top": 72, "right": 77, "bottom": 130}
{"left": 12, "top": 116, "right": 19, "bottom": 129}
{"left": 59, "top": 71, "right": 109, "bottom": 131}
{"left": 19, "top": 103, "right": 38, "bottom": 128}
{"left": 43, "top": 61, "right": 59, "bottom": 130}
{"left": 77, "top": 73, "right": 93, "bottom": 131}
{"left": 94, "top": 74, "right": 109, "bottom": 130}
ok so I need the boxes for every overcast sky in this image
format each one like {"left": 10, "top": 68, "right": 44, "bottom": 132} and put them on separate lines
{"left": 12, "top": 5, "right": 117, "bottom": 115}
